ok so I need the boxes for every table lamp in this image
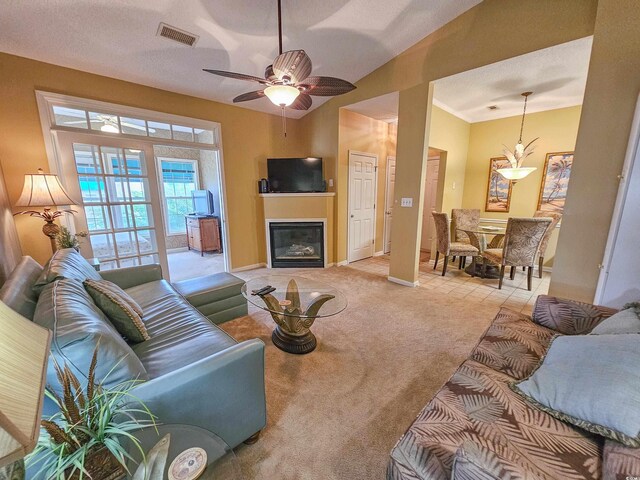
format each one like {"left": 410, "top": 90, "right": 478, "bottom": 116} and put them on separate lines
{"left": 0, "top": 301, "right": 51, "bottom": 479}
{"left": 13, "top": 168, "right": 77, "bottom": 253}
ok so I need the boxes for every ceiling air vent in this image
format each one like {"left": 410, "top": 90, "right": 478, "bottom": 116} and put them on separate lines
{"left": 157, "top": 23, "right": 199, "bottom": 47}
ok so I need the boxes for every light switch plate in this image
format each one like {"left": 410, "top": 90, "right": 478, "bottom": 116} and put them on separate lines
{"left": 328, "top": 178, "right": 334, "bottom": 187}
{"left": 401, "top": 197, "right": 413, "bottom": 207}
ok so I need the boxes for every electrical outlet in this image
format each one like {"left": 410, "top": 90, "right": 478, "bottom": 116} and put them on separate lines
{"left": 401, "top": 197, "right": 413, "bottom": 207}
{"left": 328, "top": 178, "right": 334, "bottom": 187}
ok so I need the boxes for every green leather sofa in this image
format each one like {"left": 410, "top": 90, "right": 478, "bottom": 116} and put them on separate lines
{"left": 0, "top": 250, "right": 266, "bottom": 463}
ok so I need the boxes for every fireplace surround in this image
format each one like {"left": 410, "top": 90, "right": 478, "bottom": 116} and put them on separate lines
{"left": 267, "top": 220, "right": 325, "bottom": 268}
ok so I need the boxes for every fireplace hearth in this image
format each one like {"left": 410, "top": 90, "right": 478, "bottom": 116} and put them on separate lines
{"left": 269, "top": 221, "right": 324, "bottom": 268}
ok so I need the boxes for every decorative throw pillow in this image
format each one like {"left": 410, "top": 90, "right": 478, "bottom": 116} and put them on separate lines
{"left": 33, "top": 248, "right": 102, "bottom": 295}
{"left": 591, "top": 302, "right": 640, "bottom": 334}
{"left": 512, "top": 334, "right": 640, "bottom": 447}
{"left": 83, "top": 279, "right": 149, "bottom": 342}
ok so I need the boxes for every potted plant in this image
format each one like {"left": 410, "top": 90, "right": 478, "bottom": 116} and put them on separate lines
{"left": 27, "top": 348, "right": 155, "bottom": 480}
{"left": 55, "top": 226, "right": 88, "bottom": 251}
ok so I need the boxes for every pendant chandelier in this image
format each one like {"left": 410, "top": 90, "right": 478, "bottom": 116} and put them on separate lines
{"left": 497, "top": 91, "right": 538, "bottom": 183}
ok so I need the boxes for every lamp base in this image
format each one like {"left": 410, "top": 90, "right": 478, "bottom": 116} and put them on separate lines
{"left": 42, "top": 220, "right": 60, "bottom": 254}
{"left": 0, "top": 459, "right": 25, "bottom": 480}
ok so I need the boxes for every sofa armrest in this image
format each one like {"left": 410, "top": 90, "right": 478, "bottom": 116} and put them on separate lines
{"left": 131, "top": 339, "right": 266, "bottom": 448}
{"left": 532, "top": 294, "right": 618, "bottom": 335}
{"left": 99, "top": 264, "right": 163, "bottom": 289}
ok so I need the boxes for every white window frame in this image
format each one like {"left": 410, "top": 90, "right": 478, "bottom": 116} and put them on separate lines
{"left": 157, "top": 157, "right": 200, "bottom": 236}
{"left": 35, "top": 91, "right": 232, "bottom": 274}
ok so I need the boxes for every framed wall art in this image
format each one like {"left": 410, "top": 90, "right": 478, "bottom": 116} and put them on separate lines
{"left": 537, "top": 151, "right": 573, "bottom": 213}
{"left": 485, "top": 156, "right": 513, "bottom": 212}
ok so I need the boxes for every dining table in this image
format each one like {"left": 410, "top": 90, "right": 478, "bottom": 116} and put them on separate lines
{"left": 458, "top": 226, "right": 506, "bottom": 279}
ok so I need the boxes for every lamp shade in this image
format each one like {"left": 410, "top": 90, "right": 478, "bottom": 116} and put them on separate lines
{"left": 15, "top": 169, "right": 76, "bottom": 208}
{"left": 264, "top": 85, "right": 300, "bottom": 107}
{"left": 0, "top": 301, "right": 51, "bottom": 467}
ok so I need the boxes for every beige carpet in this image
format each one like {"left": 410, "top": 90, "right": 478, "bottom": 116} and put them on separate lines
{"left": 222, "top": 266, "right": 501, "bottom": 480}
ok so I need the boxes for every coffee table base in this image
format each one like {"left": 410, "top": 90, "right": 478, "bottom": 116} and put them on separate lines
{"left": 272, "top": 326, "right": 317, "bottom": 354}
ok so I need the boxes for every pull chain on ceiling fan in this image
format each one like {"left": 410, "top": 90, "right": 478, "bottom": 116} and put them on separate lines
{"left": 203, "top": 0, "right": 356, "bottom": 116}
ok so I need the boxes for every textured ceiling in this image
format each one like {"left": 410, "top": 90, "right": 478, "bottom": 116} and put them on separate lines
{"left": 433, "top": 37, "right": 593, "bottom": 123}
{"left": 0, "top": 0, "right": 481, "bottom": 118}
{"left": 342, "top": 37, "right": 592, "bottom": 124}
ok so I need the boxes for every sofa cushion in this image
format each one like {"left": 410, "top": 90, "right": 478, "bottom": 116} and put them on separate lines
{"left": 591, "top": 304, "right": 640, "bottom": 334}
{"left": 33, "top": 248, "right": 101, "bottom": 295}
{"left": 451, "top": 440, "right": 520, "bottom": 480}
{"left": 603, "top": 439, "right": 640, "bottom": 479}
{"left": 84, "top": 279, "right": 149, "bottom": 342}
{"left": 126, "top": 279, "right": 237, "bottom": 379}
{"left": 389, "top": 359, "right": 601, "bottom": 479}
{"left": 470, "top": 307, "right": 556, "bottom": 380}
{"left": 0, "top": 256, "right": 43, "bottom": 320}
{"left": 33, "top": 279, "right": 148, "bottom": 393}
{"left": 514, "top": 334, "right": 640, "bottom": 447}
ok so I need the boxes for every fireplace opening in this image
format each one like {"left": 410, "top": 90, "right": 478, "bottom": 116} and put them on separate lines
{"left": 269, "top": 222, "right": 324, "bottom": 268}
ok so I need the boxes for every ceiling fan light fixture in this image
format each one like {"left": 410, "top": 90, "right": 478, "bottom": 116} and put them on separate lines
{"left": 264, "top": 85, "right": 300, "bottom": 107}
{"left": 100, "top": 124, "right": 119, "bottom": 133}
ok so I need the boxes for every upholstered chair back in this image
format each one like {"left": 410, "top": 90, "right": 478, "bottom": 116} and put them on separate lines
{"left": 502, "top": 217, "right": 551, "bottom": 266}
{"left": 432, "top": 212, "right": 451, "bottom": 255}
{"left": 452, "top": 208, "right": 480, "bottom": 243}
{"left": 533, "top": 210, "right": 562, "bottom": 257}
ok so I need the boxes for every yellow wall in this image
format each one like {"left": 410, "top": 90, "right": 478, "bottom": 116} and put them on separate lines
{"left": 299, "top": 0, "right": 597, "bottom": 284}
{"left": 0, "top": 52, "right": 308, "bottom": 268}
{"left": 551, "top": 0, "right": 640, "bottom": 301}
{"left": 462, "top": 106, "right": 582, "bottom": 267}
{"left": 428, "top": 106, "right": 470, "bottom": 215}
{"left": 337, "top": 109, "right": 397, "bottom": 258}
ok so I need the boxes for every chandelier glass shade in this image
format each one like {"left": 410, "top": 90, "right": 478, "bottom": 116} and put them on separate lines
{"left": 498, "top": 92, "right": 538, "bottom": 183}
{"left": 264, "top": 85, "right": 300, "bottom": 106}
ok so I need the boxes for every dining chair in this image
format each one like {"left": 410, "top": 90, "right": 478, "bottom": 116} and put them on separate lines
{"left": 533, "top": 210, "right": 562, "bottom": 278}
{"left": 451, "top": 208, "right": 480, "bottom": 268}
{"left": 481, "top": 217, "right": 551, "bottom": 290}
{"left": 432, "top": 212, "right": 479, "bottom": 276}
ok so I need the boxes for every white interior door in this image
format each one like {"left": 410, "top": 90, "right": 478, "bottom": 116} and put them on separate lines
{"left": 383, "top": 156, "right": 396, "bottom": 254}
{"left": 595, "top": 94, "right": 640, "bottom": 308}
{"left": 348, "top": 151, "right": 377, "bottom": 262}
{"left": 421, "top": 160, "right": 440, "bottom": 251}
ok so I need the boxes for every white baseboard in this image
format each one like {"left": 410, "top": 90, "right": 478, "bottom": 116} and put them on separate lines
{"left": 231, "top": 262, "right": 266, "bottom": 272}
{"left": 388, "top": 276, "right": 419, "bottom": 287}
{"left": 337, "top": 260, "right": 348, "bottom": 267}
{"left": 373, "top": 250, "right": 385, "bottom": 257}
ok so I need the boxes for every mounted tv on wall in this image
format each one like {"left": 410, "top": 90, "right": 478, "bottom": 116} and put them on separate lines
{"left": 267, "top": 157, "right": 324, "bottom": 193}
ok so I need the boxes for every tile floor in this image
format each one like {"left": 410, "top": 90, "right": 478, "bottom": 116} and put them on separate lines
{"left": 346, "top": 252, "right": 550, "bottom": 315}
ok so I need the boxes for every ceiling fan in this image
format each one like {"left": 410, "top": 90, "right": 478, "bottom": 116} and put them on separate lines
{"left": 203, "top": 0, "right": 356, "bottom": 112}
{"left": 66, "top": 114, "right": 154, "bottom": 134}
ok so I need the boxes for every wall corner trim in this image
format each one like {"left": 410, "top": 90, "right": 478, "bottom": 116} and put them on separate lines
{"left": 388, "top": 276, "right": 419, "bottom": 287}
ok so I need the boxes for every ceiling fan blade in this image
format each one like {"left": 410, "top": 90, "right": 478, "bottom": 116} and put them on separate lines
{"left": 203, "top": 69, "right": 270, "bottom": 85}
{"left": 272, "top": 50, "right": 312, "bottom": 84}
{"left": 233, "top": 90, "right": 266, "bottom": 103}
{"left": 289, "top": 93, "right": 312, "bottom": 111}
{"left": 298, "top": 76, "right": 356, "bottom": 96}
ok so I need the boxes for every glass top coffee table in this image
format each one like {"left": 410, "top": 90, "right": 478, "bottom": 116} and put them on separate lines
{"left": 125, "top": 424, "right": 241, "bottom": 479}
{"left": 241, "top": 275, "right": 347, "bottom": 354}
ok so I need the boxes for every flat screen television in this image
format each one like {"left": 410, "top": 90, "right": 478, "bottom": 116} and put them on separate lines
{"left": 267, "top": 157, "right": 324, "bottom": 193}
{"left": 191, "top": 189, "right": 214, "bottom": 215}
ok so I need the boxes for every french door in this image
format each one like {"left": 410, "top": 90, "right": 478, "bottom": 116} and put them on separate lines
{"left": 56, "top": 131, "right": 169, "bottom": 275}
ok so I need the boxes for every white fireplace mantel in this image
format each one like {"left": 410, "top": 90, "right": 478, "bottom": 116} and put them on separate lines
{"left": 259, "top": 192, "right": 335, "bottom": 198}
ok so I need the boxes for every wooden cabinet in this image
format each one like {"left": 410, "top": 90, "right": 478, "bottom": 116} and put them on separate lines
{"left": 185, "top": 215, "right": 222, "bottom": 256}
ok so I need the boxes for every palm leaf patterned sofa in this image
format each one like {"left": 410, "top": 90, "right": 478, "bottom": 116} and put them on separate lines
{"left": 388, "top": 295, "right": 640, "bottom": 479}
